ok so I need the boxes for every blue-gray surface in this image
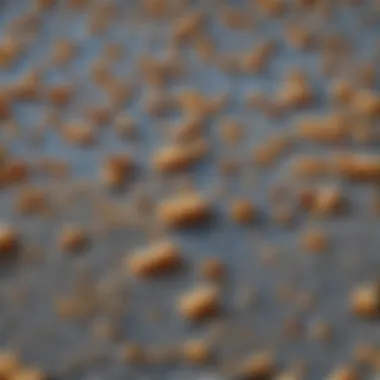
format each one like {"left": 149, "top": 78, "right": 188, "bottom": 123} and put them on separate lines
{"left": 0, "top": 0, "right": 379, "bottom": 379}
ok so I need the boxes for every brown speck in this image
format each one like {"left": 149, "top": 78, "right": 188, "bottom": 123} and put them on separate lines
{"left": 229, "top": 199, "right": 257, "bottom": 225}
{"left": 199, "top": 257, "right": 225, "bottom": 281}
{"left": 182, "top": 338, "right": 211, "bottom": 364}
{"left": 0, "top": 351, "right": 20, "bottom": 378}
{"left": 101, "top": 154, "right": 134, "bottom": 189}
{"left": 0, "top": 224, "right": 19, "bottom": 255}
{"left": 10, "top": 367, "right": 46, "bottom": 380}
{"left": 59, "top": 225, "right": 88, "bottom": 253}
{"left": 327, "top": 366, "right": 359, "bottom": 380}
{"left": 157, "top": 193, "right": 211, "bottom": 228}
{"left": 126, "top": 241, "right": 182, "bottom": 278}
{"left": 350, "top": 282, "right": 380, "bottom": 319}
{"left": 235, "top": 351, "right": 276, "bottom": 379}
{"left": 178, "top": 285, "right": 220, "bottom": 322}
{"left": 62, "top": 121, "right": 96, "bottom": 147}
{"left": 300, "top": 228, "right": 329, "bottom": 253}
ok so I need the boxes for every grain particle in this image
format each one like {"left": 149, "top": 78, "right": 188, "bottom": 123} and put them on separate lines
{"left": 101, "top": 154, "right": 134, "bottom": 188}
{"left": 330, "top": 79, "right": 355, "bottom": 104}
{"left": 291, "top": 155, "right": 328, "bottom": 178}
{"left": 173, "top": 11, "right": 204, "bottom": 43}
{"left": 51, "top": 39, "right": 77, "bottom": 66}
{"left": 0, "top": 351, "right": 20, "bottom": 377}
{"left": 235, "top": 351, "right": 276, "bottom": 379}
{"left": 240, "top": 41, "right": 276, "bottom": 74}
{"left": 62, "top": 121, "right": 96, "bottom": 147}
{"left": 126, "top": 241, "right": 182, "bottom": 278}
{"left": 10, "top": 367, "right": 46, "bottom": 380}
{"left": 300, "top": 228, "right": 329, "bottom": 253}
{"left": 16, "top": 187, "right": 48, "bottom": 215}
{"left": 153, "top": 140, "right": 208, "bottom": 173}
{"left": 182, "top": 338, "right": 211, "bottom": 364}
{"left": 308, "top": 320, "right": 332, "bottom": 343}
{"left": 285, "top": 25, "right": 315, "bottom": 50}
{"left": 312, "top": 186, "right": 344, "bottom": 216}
{"left": 199, "top": 257, "right": 225, "bottom": 281}
{"left": 46, "top": 83, "right": 73, "bottom": 106}
{"left": 0, "top": 37, "right": 21, "bottom": 68}
{"left": 333, "top": 154, "right": 380, "bottom": 182}
{"left": 350, "top": 283, "right": 380, "bottom": 319}
{"left": 178, "top": 285, "right": 220, "bottom": 321}
{"left": 157, "top": 193, "right": 211, "bottom": 228}
{"left": 59, "top": 225, "right": 88, "bottom": 253}
{"left": 327, "top": 366, "right": 359, "bottom": 380}
{"left": 0, "top": 224, "right": 19, "bottom": 255}
{"left": 352, "top": 90, "right": 380, "bottom": 117}
{"left": 229, "top": 199, "right": 256, "bottom": 225}
{"left": 0, "top": 160, "right": 29, "bottom": 186}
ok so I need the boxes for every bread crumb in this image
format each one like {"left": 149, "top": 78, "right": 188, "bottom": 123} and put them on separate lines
{"left": 199, "top": 257, "right": 225, "bottom": 281}
{"left": 229, "top": 199, "right": 257, "bottom": 225}
{"left": 178, "top": 285, "right": 220, "bottom": 321}
{"left": 0, "top": 351, "right": 20, "bottom": 378}
{"left": 101, "top": 154, "right": 134, "bottom": 188}
{"left": 182, "top": 338, "right": 211, "bottom": 364}
{"left": 327, "top": 366, "right": 359, "bottom": 380}
{"left": 126, "top": 241, "right": 182, "bottom": 278}
{"left": 350, "top": 283, "right": 380, "bottom": 319}
{"left": 157, "top": 193, "right": 211, "bottom": 228}
{"left": 0, "top": 224, "right": 19, "bottom": 255}
{"left": 236, "top": 351, "right": 276, "bottom": 379}
{"left": 59, "top": 225, "right": 88, "bottom": 253}
{"left": 300, "top": 228, "right": 329, "bottom": 253}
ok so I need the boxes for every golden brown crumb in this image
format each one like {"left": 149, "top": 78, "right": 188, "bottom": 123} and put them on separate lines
{"left": 285, "top": 25, "right": 314, "bottom": 50}
{"left": 101, "top": 154, "right": 134, "bottom": 188}
{"left": 275, "top": 370, "right": 302, "bottom": 380}
{"left": 0, "top": 160, "right": 29, "bottom": 186}
{"left": 240, "top": 41, "right": 276, "bottom": 74}
{"left": 62, "top": 121, "right": 96, "bottom": 147}
{"left": 11, "top": 70, "right": 41, "bottom": 101}
{"left": 327, "top": 366, "right": 359, "bottom": 380}
{"left": 85, "top": 105, "right": 112, "bottom": 126}
{"left": 120, "top": 343, "right": 146, "bottom": 364}
{"left": 333, "top": 154, "right": 380, "bottom": 182}
{"left": 51, "top": 39, "right": 77, "bottom": 66}
{"left": 296, "top": 114, "right": 349, "bottom": 144}
{"left": 157, "top": 193, "right": 211, "bottom": 228}
{"left": 277, "top": 70, "right": 314, "bottom": 109}
{"left": 350, "top": 283, "right": 380, "bottom": 319}
{"left": 352, "top": 343, "right": 378, "bottom": 365}
{"left": 235, "top": 351, "right": 276, "bottom": 379}
{"left": 219, "top": 8, "right": 253, "bottom": 30}
{"left": 10, "top": 367, "right": 46, "bottom": 380}
{"left": 59, "top": 226, "right": 88, "bottom": 253}
{"left": 153, "top": 140, "right": 208, "bottom": 173}
{"left": 0, "top": 224, "right": 19, "bottom": 255}
{"left": 172, "top": 11, "right": 204, "bottom": 43}
{"left": 300, "top": 228, "right": 329, "bottom": 253}
{"left": 0, "top": 351, "right": 20, "bottom": 377}
{"left": 312, "top": 186, "right": 344, "bottom": 216}
{"left": 352, "top": 90, "right": 380, "bottom": 117}
{"left": 0, "top": 37, "right": 21, "bottom": 68}
{"left": 252, "top": 135, "right": 292, "bottom": 166}
{"left": 229, "top": 199, "right": 256, "bottom": 225}
{"left": 219, "top": 119, "right": 244, "bottom": 146}
{"left": 178, "top": 285, "right": 220, "bottom": 321}
{"left": 199, "top": 257, "right": 225, "bottom": 281}
{"left": 35, "top": 0, "right": 56, "bottom": 10}
{"left": 46, "top": 83, "right": 73, "bottom": 106}
{"left": 330, "top": 80, "right": 355, "bottom": 104}
{"left": 16, "top": 187, "right": 48, "bottom": 215}
{"left": 182, "top": 338, "right": 211, "bottom": 364}
{"left": 126, "top": 241, "right": 182, "bottom": 278}
{"left": 291, "top": 155, "right": 328, "bottom": 179}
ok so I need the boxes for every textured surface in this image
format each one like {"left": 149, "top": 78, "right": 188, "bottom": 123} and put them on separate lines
{"left": 0, "top": 1, "right": 379, "bottom": 379}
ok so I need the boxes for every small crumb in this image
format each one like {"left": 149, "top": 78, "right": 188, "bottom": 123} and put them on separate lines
{"left": 182, "top": 338, "right": 211, "bottom": 364}
{"left": 199, "top": 257, "right": 225, "bottom": 281}
{"left": 229, "top": 199, "right": 257, "bottom": 225}
{"left": 312, "top": 186, "right": 344, "bottom": 216}
{"left": 327, "top": 366, "right": 359, "bottom": 380}
{"left": 178, "top": 285, "right": 220, "bottom": 321}
{"left": 46, "top": 83, "right": 73, "bottom": 106}
{"left": 62, "top": 121, "right": 96, "bottom": 147}
{"left": 0, "top": 351, "right": 20, "bottom": 377}
{"left": 300, "top": 228, "right": 329, "bottom": 253}
{"left": 308, "top": 320, "right": 332, "bottom": 343}
{"left": 59, "top": 225, "right": 88, "bottom": 253}
{"left": 157, "top": 193, "right": 211, "bottom": 228}
{"left": 126, "top": 241, "right": 182, "bottom": 278}
{"left": 235, "top": 351, "right": 276, "bottom": 379}
{"left": 10, "top": 367, "right": 46, "bottom": 380}
{"left": 101, "top": 154, "right": 134, "bottom": 188}
{"left": 350, "top": 283, "right": 380, "bottom": 319}
{"left": 0, "top": 224, "right": 19, "bottom": 255}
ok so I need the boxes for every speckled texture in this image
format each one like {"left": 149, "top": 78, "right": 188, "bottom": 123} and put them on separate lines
{"left": 0, "top": 1, "right": 379, "bottom": 379}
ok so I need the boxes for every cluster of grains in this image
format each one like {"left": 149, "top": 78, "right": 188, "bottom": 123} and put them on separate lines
{"left": 0, "top": 0, "right": 378, "bottom": 379}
